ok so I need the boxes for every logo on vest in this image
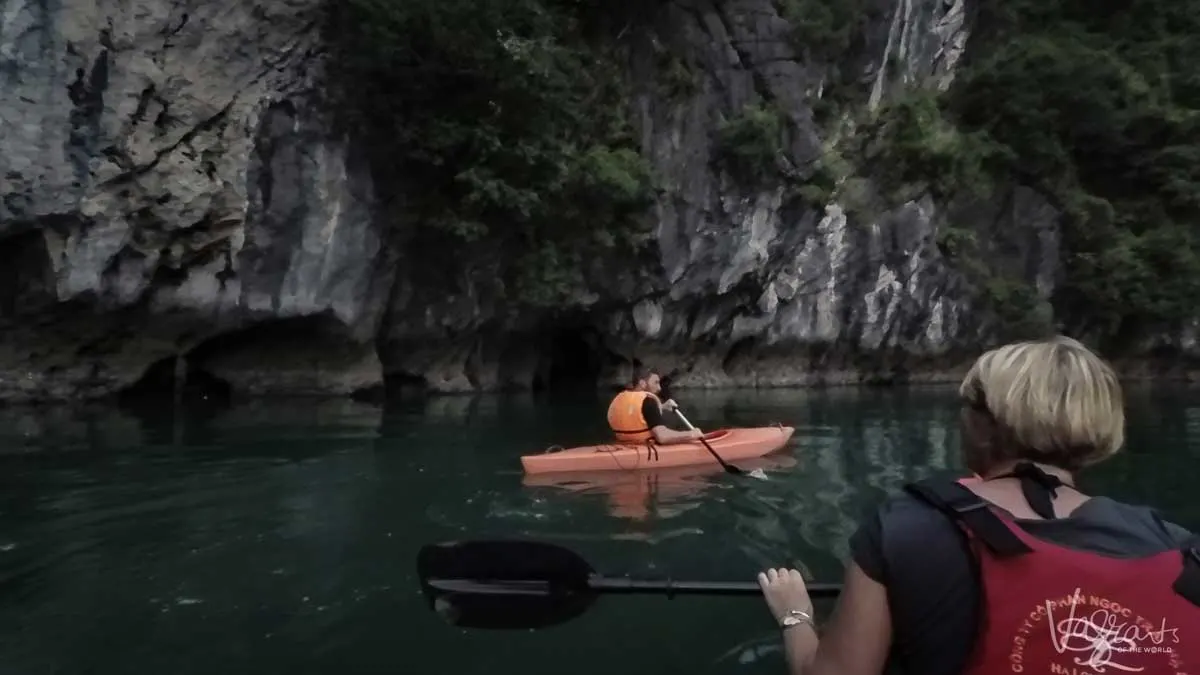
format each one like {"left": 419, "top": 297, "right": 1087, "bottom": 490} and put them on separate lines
{"left": 1007, "top": 588, "right": 1183, "bottom": 674}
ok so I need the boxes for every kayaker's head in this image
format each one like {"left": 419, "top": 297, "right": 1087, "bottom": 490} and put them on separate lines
{"left": 629, "top": 366, "right": 662, "bottom": 396}
{"left": 958, "top": 335, "right": 1124, "bottom": 476}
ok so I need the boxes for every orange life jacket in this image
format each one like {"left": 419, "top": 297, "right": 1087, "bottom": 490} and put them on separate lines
{"left": 606, "top": 390, "right": 660, "bottom": 443}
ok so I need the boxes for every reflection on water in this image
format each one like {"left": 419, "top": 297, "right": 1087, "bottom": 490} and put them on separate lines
{"left": 1, "top": 384, "right": 1199, "bottom": 675}
{"left": 712, "top": 633, "right": 783, "bottom": 670}
{"left": 810, "top": 430, "right": 856, "bottom": 565}
{"left": 523, "top": 454, "right": 799, "bottom": 521}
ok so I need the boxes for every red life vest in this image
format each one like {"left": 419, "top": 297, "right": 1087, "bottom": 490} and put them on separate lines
{"left": 905, "top": 476, "right": 1200, "bottom": 675}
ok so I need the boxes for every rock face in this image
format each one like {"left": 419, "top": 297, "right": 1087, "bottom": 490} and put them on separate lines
{"left": 605, "top": 0, "right": 996, "bottom": 387}
{"left": 377, "top": 0, "right": 1060, "bottom": 391}
{"left": 1, "top": 0, "right": 391, "bottom": 401}
{"left": 0, "top": 0, "right": 1179, "bottom": 402}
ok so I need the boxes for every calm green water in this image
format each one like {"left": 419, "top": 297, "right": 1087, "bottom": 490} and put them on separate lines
{"left": 2, "top": 385, "right": 1199, "bottom": 675}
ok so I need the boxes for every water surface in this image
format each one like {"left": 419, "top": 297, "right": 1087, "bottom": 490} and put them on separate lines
{"left": 2, "top": 385, "right": 1198, "bottom": 674}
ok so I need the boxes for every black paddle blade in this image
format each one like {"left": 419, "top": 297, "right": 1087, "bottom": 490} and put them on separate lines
{"left": 417, "top": 540, "right": 599, "bottom": 630}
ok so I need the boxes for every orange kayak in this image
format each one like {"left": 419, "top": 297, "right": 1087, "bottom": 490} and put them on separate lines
{"left": 520, "top": 425, "right": 795, "bottom": 474}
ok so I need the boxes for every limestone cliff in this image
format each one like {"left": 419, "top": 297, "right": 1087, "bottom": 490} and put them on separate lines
{"left": 0, "top": 0, "right": 1187, "bottom": 402}
{"left": 1, "top": 0, "right": 390, "bottom": 401}
{"left": 369, "top": 0, "right": 1062, "bottom": 391}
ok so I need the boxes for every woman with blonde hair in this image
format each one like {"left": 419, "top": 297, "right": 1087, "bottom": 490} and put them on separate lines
{"left": 757, "top": 335, "right": 1200, "bottom": 674}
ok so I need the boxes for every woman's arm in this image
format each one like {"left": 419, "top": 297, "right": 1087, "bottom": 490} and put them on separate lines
{"left": 760, "top": 561, "right": 893, "bottom": 675}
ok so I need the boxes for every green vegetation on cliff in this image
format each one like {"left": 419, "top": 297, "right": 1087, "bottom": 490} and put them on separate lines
{"left": 327, "top": 0, "right": 657, "bottom": 306}
{"left": 716, "top": 103, "right": 789, "bottom": 184}
{"left": 880, "top": 0, "right": 1200, "bottom": 343}
{"left": 956, "top": 3, "right": 1200, "bottom": 341}
{"left": 866, "top": 94, "right": 1012, "bottom": 202}
{"left": 327, "top": 0, "right": 1200, "bottom": 347}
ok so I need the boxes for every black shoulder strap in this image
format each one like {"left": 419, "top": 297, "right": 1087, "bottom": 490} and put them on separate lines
{"left": 1172, "top": 543, "right": 1200, "bottom": 607}
{"left": 904, "top": 478, "right": 1033, "bottom": 557}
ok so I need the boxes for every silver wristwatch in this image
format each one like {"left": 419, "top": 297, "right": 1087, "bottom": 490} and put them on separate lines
{"left": 779, "top": 608, "right": 814, "bottom": 630}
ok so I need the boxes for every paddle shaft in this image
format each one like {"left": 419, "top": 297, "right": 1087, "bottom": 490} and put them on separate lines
{"left": 590, "top": 576, "right": 841, "bottom": 598}
{"left": 427, "top": 576, "right": 841, "bottom": 598}
{"left": 673, "top": 408, "right": 743, "bottom": 475}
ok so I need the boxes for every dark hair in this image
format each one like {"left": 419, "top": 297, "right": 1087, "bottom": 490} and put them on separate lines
{"left": 629, "top": 365, "right": 659, "bottom": 387}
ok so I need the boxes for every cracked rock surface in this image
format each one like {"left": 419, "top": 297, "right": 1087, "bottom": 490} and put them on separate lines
{"left": 0, "top": 0, "right": 1193, "bottom": 402}
{"left": 1, "top": 0, "right": 390, "bottom": 400}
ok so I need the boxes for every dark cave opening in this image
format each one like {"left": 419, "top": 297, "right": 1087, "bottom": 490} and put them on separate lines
{"left": 534, "top": 325, "right": 608, "bottom": 393}
{"left": 187, "top": 315, "right": 336, "bottom": 361}
{"left": 113, "top": 353, "right": 232, "bottom": 447}
{"left": 379, "top": 371, "right": 429, "bottom": 399}
{"left": 117, "top": 353, "right": 233, "bottom": 409}
{"left": 118, "top": 316, "right": 354, "bottom": 407}
{"left": 721, "top": 336, "right": 758, "bottom": 374}
{"left": 0, "top": 228, "right": 56, "bottom": 321}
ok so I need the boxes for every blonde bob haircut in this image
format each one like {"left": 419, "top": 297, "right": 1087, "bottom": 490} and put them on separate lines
{"left": 959, "top": 335, "right": 1125, "bottom": 472}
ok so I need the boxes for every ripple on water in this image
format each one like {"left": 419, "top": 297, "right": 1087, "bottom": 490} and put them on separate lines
{"left": 711, "top": 634, "right": 784, "bottom": 669}
{"left": 424, "top": 490, "right": 571, "bottom": 531}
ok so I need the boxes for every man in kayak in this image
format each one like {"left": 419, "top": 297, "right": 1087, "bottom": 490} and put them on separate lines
{"left": 756, "top": 335, "right": 1199, "bottom": 675}
{"left": 606, "top": 366, "right": 703, "bottom": 445}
